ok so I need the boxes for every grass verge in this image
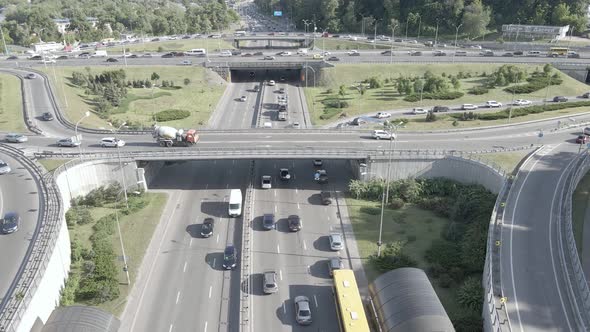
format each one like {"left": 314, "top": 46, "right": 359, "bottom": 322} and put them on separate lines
{"left": 317, "top": 39, "right": 390, "bottom": 50}
{"left": 40, "top": 66, "right": 226, "bottom": 129}
{"left": 347, "top": 198, "right": 460, "bottom": 315}
{"left": 476, "top": 151, "right": 531, "bottom": 175}
{"left": 0, "top": 73, "right": 25, "bottom": 132}
{"left": 67, "top": 192, "right": 167, "bottom": 316}
{"left": 572, "top": 174, "right": 590, "bottom": 256}
{"left": 110, "top": 38, "right": 234, "bottom": 54}
{"left": 306, "top": 63, "right": 589, "bottom": 126}
{"left": 38, "top": 159, "right": 70, "bottom": 172}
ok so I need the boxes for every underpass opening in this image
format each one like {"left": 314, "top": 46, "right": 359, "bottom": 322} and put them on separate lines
{"left": 230, "top": 68, "right": 302, "bottom": 82}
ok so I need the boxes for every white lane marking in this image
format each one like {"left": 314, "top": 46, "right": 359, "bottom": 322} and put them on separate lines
{"left": 282, "top": 303, "right": 286, "bottom": 314}
{"left": 274, "top": 190, "right": 277, "bottom": 197}
{"left": 274, "top": 205, "right": 278, "bottom": 213}
{"left": 279, "top": 270, "right": 283, "bottom": 281}
{"left": 169, "top": 324, "right": 173, "bottom": 332}
{"left": 314, "top": 295, "right": 318, "bottom": 307}
{"left": 205, "top": 183, "right": 209, "bottom": 190}
{"left": 183, "top": 261, "right": 187, "bottom": 273}
{"left": 327, "top": 216, "right": 331, "bottom": 221}
{"left": 176, "top": 291, "right": 181, "bottom": 304}
{"left": 213, "top": 258, "right": 216, "bottom": 267}
{"left": 216, "top": 234, "right": 220, "bottom": 243}
{"left": 189, "top": 238, "right": 193, "bottom": 247}
{"left": 277, "top": 244, "right": 280, "bottom": 254}
{"left": 209, "top": 286, "right": 213, "bottom": 298}
{"left": 303, "top": 240, "right": 307, "bottom": 250}
{"left": 204, "top": 322, "right": 208, "bottom": 332}
{"left": 297, "top": 203, "right": 300, "bottom": 209}
{"left": 295, "top": 188, "right": 298, "bottom": 194}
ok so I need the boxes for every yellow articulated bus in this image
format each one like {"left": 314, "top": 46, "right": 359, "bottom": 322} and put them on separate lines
{"left": 333, "top": 269, "right": 370, "bottom": 332}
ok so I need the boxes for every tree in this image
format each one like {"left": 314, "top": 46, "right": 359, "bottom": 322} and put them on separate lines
{"left": 338, "top": 84, "right": 346, "bottom": 97}
{"left": 461, "top": 0, "right": 491, "bottom": 38}
{"left": 458, "top": 276, "right": 483, "bottom": 313}
{"left": 150, "top": 72, "right": 160, "bottom": 84}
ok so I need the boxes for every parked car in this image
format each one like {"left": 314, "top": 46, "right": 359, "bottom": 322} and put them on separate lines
{"left": 485, "top": 100, "right": 502, "bottom": 108}
{"left": 376, "top": 112, "right": 391, "bottom": 118}
{"left": 461, "top": 104, "right": 477, "bottom": 110}
{"left": 263, "top": 271, "right": 278, "bottom": 294}
{"left": 328, "top": 257, "right": 343, "bottom": 277}
{"left": 372, "top": 130, "right": 395, "bottom": 140}
{"left": 279, "top": 168, "right": 291, "bottom": 180}
{"left": 100, "top": 137, "right": 125, "bottom": 148}
{"left": 513, "top": 99, "right": 532, "bottom": 106}
{"left": 222, "top": 245, "right": 237, "bottom": 269}
{"left": 57, "top": 137, "right": 80, "bottom": 147}
{"left": 412, "top": 108, "right": 427, "bottom": 114}
{"left": 1, "top": 212, "right": 20, "bottom": 234}
{"left": 42, "top": 112, "right": 54, "bottom": 121}
{"left": 576, "top": 135, "right": 589, "bottom": 144}
{"left": 553, "top": 96, "right": 568, "bottom": 102}
{"left": 432, "top": 106, "right": 450, "bottom": 112}
{"left": 0, "top": 160, "right": 11, "bottom": 175}
{"left": 288, "top": 215, "right": 302, "bottom": 232}
{"left": 320, "top": 191, "right": 332, "bottom": 205}
{"left": 329, "top": 233, "right": 344, "bottom": 251}
{"left": 261, "top": 175, "right": 272, "bottom": 189}
{"left": 200, "top": 218, "right": 214, "bottom": 237}
{"left": 5, "top": 133, "right": 28, "bottom": 143}
{"left": 294, "top": 296, "right": 312, "bottom": 325}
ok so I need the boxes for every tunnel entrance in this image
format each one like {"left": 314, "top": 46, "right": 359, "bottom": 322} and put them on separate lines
{"left": 230, "top": 68, "right": 302, "bottom": 82}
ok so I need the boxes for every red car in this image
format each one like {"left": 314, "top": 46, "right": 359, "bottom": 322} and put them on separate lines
{"left": 576, "top": 135, "right": 589, "bottom": 144}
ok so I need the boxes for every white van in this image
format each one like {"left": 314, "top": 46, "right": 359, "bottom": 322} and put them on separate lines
{"left": 220, "top": 50, "right": 232, "bottom": 57}
{"left": 297, "top": 48, "right": 308, "bottom": 55}
{"left": 228, "top": 189, "right": 242, "bottom": 217}
{"left": 92, "top": 50, "right": 108, "bottom": 57}
{"left": 186, "top": 48, "right": 206, "bottom": 57}
{"left": 527, "top": 51, "right": 541, "bottom": 57}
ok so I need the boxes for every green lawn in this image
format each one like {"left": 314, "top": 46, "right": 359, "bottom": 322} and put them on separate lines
{"left": 347, "top": 198, "right": 460, "bottom": 315}
{"left": 38, "top": 159, "right": 70, "bottom": 172}
{"left": 0, "top": 73, "right": 25, "bottom": 132}
{"left": 476, "top": 151, "right": 531, "bottom": 175}
{"left": 69, "top": 192, "right": 168, "bottom": 316}
{"left": 110, "top": 38, "right": 234, "bottom": 54}
{"left": 41, "top": 66, "right": 226, "bottom": 129}
{"left": 572, "top": 174, "right": 590, "bottom": 256}
{"left": 307, "top": 63, "right": 589, "bottom": 126}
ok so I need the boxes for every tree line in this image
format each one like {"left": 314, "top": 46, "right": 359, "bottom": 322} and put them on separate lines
{"left": 0, "top": 0, "right": 239, "bottom": 46}
{"left": 255, "top": 0, "right": 588, "bottom": 39}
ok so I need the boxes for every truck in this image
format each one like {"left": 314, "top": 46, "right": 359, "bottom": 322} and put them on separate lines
{"left": 153, "top": 125, "right": 198, "bottom": 147}
{"left": 228, "top": 189, "right": 243, "bottom": 217}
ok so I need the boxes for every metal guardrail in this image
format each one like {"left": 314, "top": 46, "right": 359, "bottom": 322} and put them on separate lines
{"left": 560, "top": 152, "right": 590, "bottom": 329}
{"left": 239, "top": 170, "right": 254, "bottom": 332}
{"left": 0, "top": 144, "right": 62, "bottom": 332}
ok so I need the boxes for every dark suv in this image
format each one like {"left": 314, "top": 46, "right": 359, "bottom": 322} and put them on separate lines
{"left": 222, "top": 245, "right": 237, "bottom": 269}
{"left": 262, "top": 213, "right": 275, "bottom": 230}
{"left": 288, "top": 215, "right": 302, "bottom": 232}
{"left": 432, "top": 106, "right": 450, "bottom": 113}
{"left": 320, "top": 191, "right": 332, "bottom": 205}
{"left": 553, "top": 96, "right": 568, "bottom": 102}
{"left": 1, "top": 212, "right": 20, "bottom": 234}
{"left": 201, "top": 218, "right": 214, "bottom": 237}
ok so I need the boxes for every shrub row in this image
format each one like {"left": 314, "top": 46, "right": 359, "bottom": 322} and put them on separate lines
{"left": 154, "top": 109, "right": 191, "bottom": 122}
{"left": 451, "top": 101, "right": 590, "bottom": 121}
{"left": 319, "top": 107, "right": 342, "bottom": 120}
{"left": 403, "top": 91, "right": 464, "bottom": 102}
{"left": 72, "top": 183, "right": 122, "bottom": 207}
{"left": 504, "top": 74, "right": 562, "bottom": 94}
{"left": 468, "top": 86, "right": 489, "bottom": 95}
{"left": 322, "top": 98, "right": 350, "bottom": 109}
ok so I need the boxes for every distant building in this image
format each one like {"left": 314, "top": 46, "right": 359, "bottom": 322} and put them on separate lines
{"left": 53, "top": 17, "right": 112, "bottom": 35}
{"left": 502, "top": 24, "right": 569, "bottom": 41}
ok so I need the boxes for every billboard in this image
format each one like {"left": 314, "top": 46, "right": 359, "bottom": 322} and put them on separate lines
{"left": 273, "top": 10, "right": 282, "bottom": 16}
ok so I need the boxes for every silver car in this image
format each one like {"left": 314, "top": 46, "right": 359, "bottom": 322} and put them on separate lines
{"left": 0, "top": 160, "right": 11, "bottom": 174}
{"left": 294, "top": 295, "right": 312, "bottom": 325}
{"left": 329, "top": 233, "right": 344, "bottom": 251}
{"left": 5, "top": 133, "right": 27, "bottom": 143}
{"left": 263, "top": 271, "right": 278, "bottom": 294}
{"left": 57, "top": 138, "right": 81, "bottom": 147}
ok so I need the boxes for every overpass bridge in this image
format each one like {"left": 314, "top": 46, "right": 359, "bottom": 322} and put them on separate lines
{"left": 205, "top": 60, "right": 332, "bottom": 84}
{"left": 229, "top": 35, "right": 313, "bottom": 49}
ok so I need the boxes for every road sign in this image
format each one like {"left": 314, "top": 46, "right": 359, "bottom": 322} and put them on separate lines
{"left": 273, "top": 11, "right": 282, "bottom": 16}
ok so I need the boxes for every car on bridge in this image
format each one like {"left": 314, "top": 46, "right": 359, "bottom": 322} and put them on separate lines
{"left": 502, "top": 52, "right": 514, "bottom": 57}
{"left": 461, "top": 104, "right": 477, "bottom": 110}
{"left": 376, "top": 111, "right": 391, "bottom": 118}
{"left": 433, "top": 50, "right": 446, "bottom": 56}
{"left": 261, "top": 175, "right": 272, "bottom": 189}
{"left": 106, "top": 58, "right": 118, "bottom": 62}
{"left": 25, "top": 73, "right": 36, "bottom": 79}
{"left": 409, "top": 51, "right": 422, "bottom": 56}
{"left": 514, "top": 99, "right": 532, "bottom": 106}
{"left": 267, "top": 80, "right": 276, "bottom": 86}
{"left": 100, "top": 137, "right": 125, "bottom": 148}
{"left": 161, "top": 53, "right": 174, "bottom": 58}
{"left": 5, "top": 133, "right": 28, "bottom": 143}
{"left": 288, "top": 215, "right": 302, "bottom": 232}
{"left": 432, "top": 106, "right": 450, "bottom": 112}
{"left": 200, "top": 218, "right": 214, "bottom": 238}
{"left": 239, "top": 95, "right": 247, "bottom": 102}
{"left": 329, "top": 233, "right": 344, "bottom": 251}
{"left": 327, "top": 56, "right": 340, "bottom": 61}
{"left": 1, "top": 212, "right": 20, "bottom": 234}
{"left": 7, "top": 55, "right": 18, "bottom": 60}
{"left": 277, "top": 51, "right": 291, "bottom": 56}
{"left": 262, "top": 213, "right": 275, "bottom": 230}
{"left": 222, "top": 245, "right": 237, "bottom": 270}
{"left": 294, "top": 296, "right": 312, "bottom": 325}
{"left": 279, "top": 168, "right": 291, "bottom": 180}
{"left": 328, "top": 257, "right": 343, "bottom": 277}
{"left": 0, "top": 160, "right": 11, "bottom": 175}
{"left": 347, "top": 50, "right": 360, "bottom": 56}
{"left": 263, "top": 271, "right": 278, "bottom": 294}
{"left": 380, "top": 50, "right": 393, "bottom": 56}
{"left": 57, "top": 137, "right": 80, "bottom": 147}
{"left": 412, "top": 108, "right": 427, "bottom": 114}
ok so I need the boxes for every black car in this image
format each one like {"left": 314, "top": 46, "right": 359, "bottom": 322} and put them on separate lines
{"left": 279, "top": 168, "right": 291, "bottom": 180}
{"left": 56, "top": 55, "right": 69, "bottom": 60}
{"left": 253, "top": 85, "right": 260, "bottom": 92}
{"left": 42, "top": 112, "right": 54, "bottom": 121}
{"left": 129, "top": 54, "right": 138, "bottom": 58}
{"left": 432, "top": 105, "right": 450, "bottom": 112}
{"left": 583, "top": 92, "right": 590, "bottom": 98}
{"left": 553, "top": 96, "right": 568, "bottom": 102}
{"left": 7, "top": 55, "right": 18, "bottom": 60}
{"left": 231, "top": 50, "right": 242, "bottom": 56}
{"left": 201, "top": 218, "right": 214, "bottom": 237}
{"left": 222, "top": 245, "right": 237, "bottom": 269}
{"left": 380, "top": 50, "right": 393, "bottom": 56}
{"left": 171, "top": 51, "right": 185, "bottom": 57}
{"left": 262, "top": 213, "right": 275, "bottom": 230}
{"left": 327, "top": 56, "right": 340, "bottom": 61}
{"left": 288, "top": 215, "right": 302, "bottom": 232}
{"left": 161, "top": 53, "right": 174, "bottom": 58}
{"left": 253, "top": 51, "right": 264, "bottom": 56}
{"left": 1, "top": 212, "right": 20, "bottom": 234}
{"left": 320, "top": 191, "right": 332, "bottom": 205}
{"left": 513, "top": 51, "right": 524, "bottom": 56}
{"left": 29, "top": 55, "right": 43, "bottom": 60}
{"left": 106, "top": 58, "right": 118, "bottom": 62}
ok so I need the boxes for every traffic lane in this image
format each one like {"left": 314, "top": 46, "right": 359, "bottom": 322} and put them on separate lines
{"left": 224, "top": 82, "right": 259, "bottom": 129}
{"left": 0, "top": 152, "right": 41, "bottom": 303}
{"left": 286, "top": 84, "right": 305, "bottom": 128}
{"left": 502, "top": 145, "right": 578, "bottom": 331}
{"left": 260, "top": 81, "right": 280, "bottom": 126}
{"left": 209, "top": 82, "right": 237, "bottom": 129}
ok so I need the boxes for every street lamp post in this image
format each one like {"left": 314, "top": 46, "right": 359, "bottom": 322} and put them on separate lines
{"left": 114, "top": 189, "right": 131, "bottom": 285}
{"left": 416, "top": 15, "right": 422, "bottom": 40}
{"left": 390, "top": 24, "right": 398, "bottom": 64}
{"left": 405, "top": 16, "right": 410, "bottom": 40}
{"left": 434, "top": 20, "right": 439, "bottom": 46}
{"left": 452, "top": 23, "right": 463, "bottom": 63}
{"left": 75, "top": 111, "right": 90, "bottom": 157}
{"left": 110, "top": 122, "right": 129, "bottom": 208}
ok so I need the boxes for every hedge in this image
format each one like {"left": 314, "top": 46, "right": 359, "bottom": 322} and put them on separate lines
{"left": 468, "top": 86, "right": 489, "bottom": 95}
{"left": 154, "top": 109, "right": 191, "bottom": 122}
{"left": 450, "top": 101, "right": 590, "bottom": 121}
{"left": 504, "top": 75, "right": 563, "bottom": 94}
{"left": 403, "top": 91, "right": 464, "bottom": 102}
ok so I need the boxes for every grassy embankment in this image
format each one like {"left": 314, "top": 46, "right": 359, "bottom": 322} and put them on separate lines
{"left": 0, "top": 73, "right": 26, "bottom": 132}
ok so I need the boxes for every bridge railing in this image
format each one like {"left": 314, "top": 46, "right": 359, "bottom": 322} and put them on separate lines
{"left": 239, "top": 166, "right": 255, "bottom": 332}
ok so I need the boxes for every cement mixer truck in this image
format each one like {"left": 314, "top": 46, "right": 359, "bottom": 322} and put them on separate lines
{"left": 153, "top": 125, "right": 199, "bottom": 147}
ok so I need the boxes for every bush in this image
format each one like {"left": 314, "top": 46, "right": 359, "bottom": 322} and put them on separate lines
{"left": 60, "top": 273, "right": 80, "bottom": 306}
{"left": 425, "top": 239, "right": 462, "bottom": 268}
{"left": 71, "top": 238, "right": 83, "bottom": 262}
{"left": 72, "top": 183, "right": 122, "bottom": 207}
{"left": 154, "top": 109, "right": 191, "bottom": 122}
{"left": 371, "top": 241, "right": 417, "bottom": 272}
{"left": 322, "top": 98, "right": 349, "bottom": 109}
{"left": 319, "top": 107, "right": 342, "bottom": 120}
{"left": 65, "top": 206, "right": 94, "bottom": 226}
{"left": 389, "top": 197, "right": 405, "bottom": 209}
{"left": 438, "top": 273, "right": 453, "bottom": 288}
{"left": 403, "top": 91, "right": 463, "bottom": 102}
{"left": 360, "top": 206, "right": 381, "bottom": 215}
{"left": 458, "top": 276, "right": 483, "bottom": 312}
{"left": 468, "top": 86, "right": 488, "bottom": 95}
{"left": 183, "top": 78, "right": 190, "bottom": 85}
{"left": 452, "top": 311, "right": 483, "bottom": 332}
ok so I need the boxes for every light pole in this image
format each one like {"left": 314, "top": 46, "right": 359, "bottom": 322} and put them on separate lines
{"left": 114, "top": 189, "right": 131, "bottom": 285}
{"left": 405, "top": 16, "right": 410, "bottom": 40}
{"left": 110, "top": 122, "right": 129, "bottom": 208}
{"left": 302, "top": 19, "right": 310, "bottom": 34}
{"left": 390, "top": 24, "right": 398, "bottom": 64}
{"left": 75, "top": 111, "right": 90, "bottom": 157}
{"left": 416, "top": 14, "right": 422, "bottom": 40}
{"left": 567, "top": 26, "right": 575, "bottom": 53}
{"left": 452, "top": 23, "right": 463, "bottom": 63}
{"left": 434, "top": 20, "right": 439, "bottom": 46}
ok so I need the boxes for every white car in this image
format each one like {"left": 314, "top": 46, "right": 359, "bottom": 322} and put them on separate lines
{"left": 267, "top": 80, "right": 276, "bottom": 86}
{"left": 376, "top": 112, "right": 391, "bottom": 118}
{"left": 485, "top": 101, "right": 502, "bottom": 108}
{"left": 261, "top": 175, "right": 272, "bottom": 189}
{"left": 0, "top": 160, "right": 11, "bottom": 175}
{"left": 329, "top": 233, "right": 344, "bottom": 251}
{"left": 219, "top": 50, "right": 232, "bottom": 57}
{"left": 412, "top": 108, "right": 427, "bottom": 114}
{"left": 279, "top": 51, "right": 292, "bottom": 56}
{"left": 461, "top": 104, "right": 477, "bottom": 110}
{"left": 100, "top": 137, "right": 125, "bottom": 148}
{"left": 41, "top": 59, "right": 56, "bottom": 64}
{"left": 347, "top": 50, "right": 359, "bottom": 55}
{"left": 372, "top": 130, "right": 395, "bottom": 140}
{"left": 514, "top": 99, "right": 532, "bottom": 106}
